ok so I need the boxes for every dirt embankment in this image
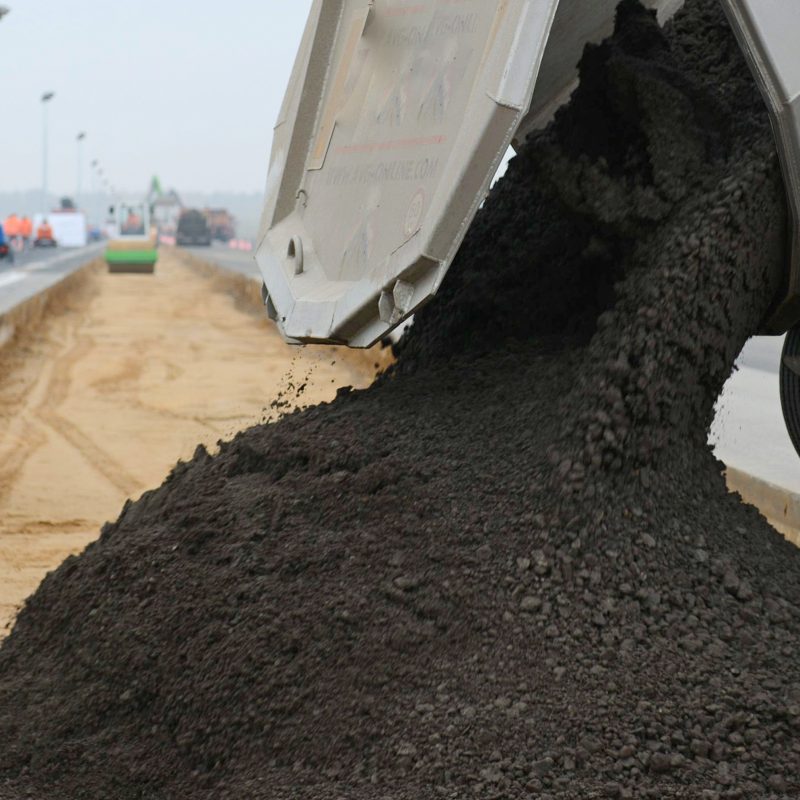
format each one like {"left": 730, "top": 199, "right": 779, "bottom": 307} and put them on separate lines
{"left": 1, "top": 3, "right": 798, "bottom": 799}
{"left": 0, "top": 250, "right": 382, "bottom": 632}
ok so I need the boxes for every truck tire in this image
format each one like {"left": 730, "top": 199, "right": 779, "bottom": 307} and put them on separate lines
{"left": 780, "top": 327, "right": 800, "bottom": 458}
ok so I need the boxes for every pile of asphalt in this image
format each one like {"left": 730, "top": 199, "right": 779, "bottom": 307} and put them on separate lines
{"left": 1, "top": 2, "right": 797, "bottom": 799}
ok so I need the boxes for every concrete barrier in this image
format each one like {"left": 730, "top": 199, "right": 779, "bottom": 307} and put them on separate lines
{"left": 727, "top": 467, "right": 800, "bottom": 545}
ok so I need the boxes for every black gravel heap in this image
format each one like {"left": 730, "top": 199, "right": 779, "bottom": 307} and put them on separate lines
{"left": 0, "top": 2, "right": 796, "bottom": 799}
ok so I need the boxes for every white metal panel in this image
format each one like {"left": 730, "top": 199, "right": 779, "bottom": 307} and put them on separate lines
{"left": 259, "top": 0, "right": 800, "bottom": 345}
{"left": 258, "top": 0, "right": 561, "bottom": 346}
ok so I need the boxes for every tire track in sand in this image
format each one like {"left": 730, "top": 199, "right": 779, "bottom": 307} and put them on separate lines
{"left": 0, "top": 307, "right": 142, "bottom": 508}
{"left": 34, "top": 328, "right": 145, "bottom": 499}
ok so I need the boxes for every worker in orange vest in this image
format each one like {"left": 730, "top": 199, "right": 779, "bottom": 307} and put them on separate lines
{"left": 20, "top": 216, "right": 33, "bottom": 249}
{"left": 36, "top": 219, "right": 54, "bottom": 243}
{"left": 4, "top": 213, "right": 21, "bottom": 250}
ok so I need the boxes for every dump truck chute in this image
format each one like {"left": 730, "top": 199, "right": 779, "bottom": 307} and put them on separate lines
{"left": 257, "top": 0, "right": 800, "bottom": 348}
{"left": 257, "top": 0, "right": 800, "bottom": 454}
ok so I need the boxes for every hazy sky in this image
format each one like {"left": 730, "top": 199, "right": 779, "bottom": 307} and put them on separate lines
{"left": 0, "top": 0, "right": 313, "bottom": 196}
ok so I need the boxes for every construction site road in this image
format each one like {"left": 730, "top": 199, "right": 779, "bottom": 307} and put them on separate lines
{"left": 182, "top": 244, "right": 259, "bottom": 280}
{"left": 0, "top": 248, "right": 384, "bottom": 633}
{"left": 0, "top": 242, "right": 794, "bottom": 637}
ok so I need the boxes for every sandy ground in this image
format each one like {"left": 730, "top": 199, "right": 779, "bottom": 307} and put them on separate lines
{"left": 0, "top": 250, "right": 385, "bottom": 633}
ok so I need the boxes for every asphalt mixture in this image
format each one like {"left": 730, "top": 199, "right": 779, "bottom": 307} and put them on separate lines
{"left": 1, "top": 2, "right": 797, "bottom": 798}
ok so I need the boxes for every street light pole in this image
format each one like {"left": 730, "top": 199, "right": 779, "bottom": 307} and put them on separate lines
{"left": 90, "top": 159, "right": 98, "bottom": 225}
{"left": 98, "top": 168, "right": 106, "bottom": 223}
{"left": 76, "top": 132, "right": 86, "bottom": 208}
{"left": 41, "top": 92, "right": 55, "bottom": 214}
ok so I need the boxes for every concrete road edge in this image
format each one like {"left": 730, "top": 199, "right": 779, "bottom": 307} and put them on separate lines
{"left": 727, "top": 467, "right": 800, "bottom": 545}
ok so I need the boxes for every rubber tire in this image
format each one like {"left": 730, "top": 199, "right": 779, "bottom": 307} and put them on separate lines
{"left": 780, "top": 326, "right": 800, "bottom": 458}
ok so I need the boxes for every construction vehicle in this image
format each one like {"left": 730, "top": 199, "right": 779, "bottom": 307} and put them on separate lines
{"left": 34, "top": 210, "right": 87, "bottom": 248}
{"left": 105, "top": 201, "right": 158, "bottom": 274}
{"left": 204, "top": 208, "right": 236, "bottom": 243}
{"left": 176, "top": 209, "right": 212, "bottom": 247}
{"left": 33, "top": 219, "right": 57, "bottom": 248}
{"left": 256, "top": 0, "right": 800, "bottom": 454}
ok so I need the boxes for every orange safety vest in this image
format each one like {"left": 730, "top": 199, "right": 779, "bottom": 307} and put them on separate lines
{"left": 20, "top": 218, "right": 33, "bottom": 237}
{"left": 4, "top": 216, "right": 20, "bottom": 236}
{"left": 37, "top": 224, "right": 53, "bottom": 240}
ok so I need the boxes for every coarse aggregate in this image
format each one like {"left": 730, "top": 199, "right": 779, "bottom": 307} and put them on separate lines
{"left": 1, "top": 2, "right": 797, "bottom": 798}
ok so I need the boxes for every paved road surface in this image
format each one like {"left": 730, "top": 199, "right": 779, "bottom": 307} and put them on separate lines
{"left": 0, "top": 244, "right": 105, "bottom": 316}
{"left": 183, "top": 244, "right": 259, "bottom": 280}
